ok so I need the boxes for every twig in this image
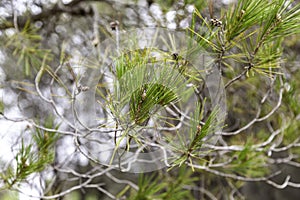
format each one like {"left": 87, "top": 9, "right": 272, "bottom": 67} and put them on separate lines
{"left": 220, "top": 86, "right": 284, "bottom": 136}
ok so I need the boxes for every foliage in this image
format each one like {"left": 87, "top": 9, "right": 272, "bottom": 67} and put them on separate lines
{"left": 4, "top": 20, "right": 52, "bottom": 77}
{"left": 129, "top": 167, "right": 195, "bottom": 200}
{"left": 0, "top": 0, "right": 300, "bottom": 199}
{"left": 0, "top": 117, "right": 59, "bottom": 190}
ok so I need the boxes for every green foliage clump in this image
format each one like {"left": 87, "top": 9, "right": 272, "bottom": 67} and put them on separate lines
{"left": 0, "top": 117, "right": 59, "bottom": 190}
{"left": 4, "top": 20, "right": 52, "bottom": 77}
{"left": 129, "top": 167, "right": 195, "bottom": 200}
